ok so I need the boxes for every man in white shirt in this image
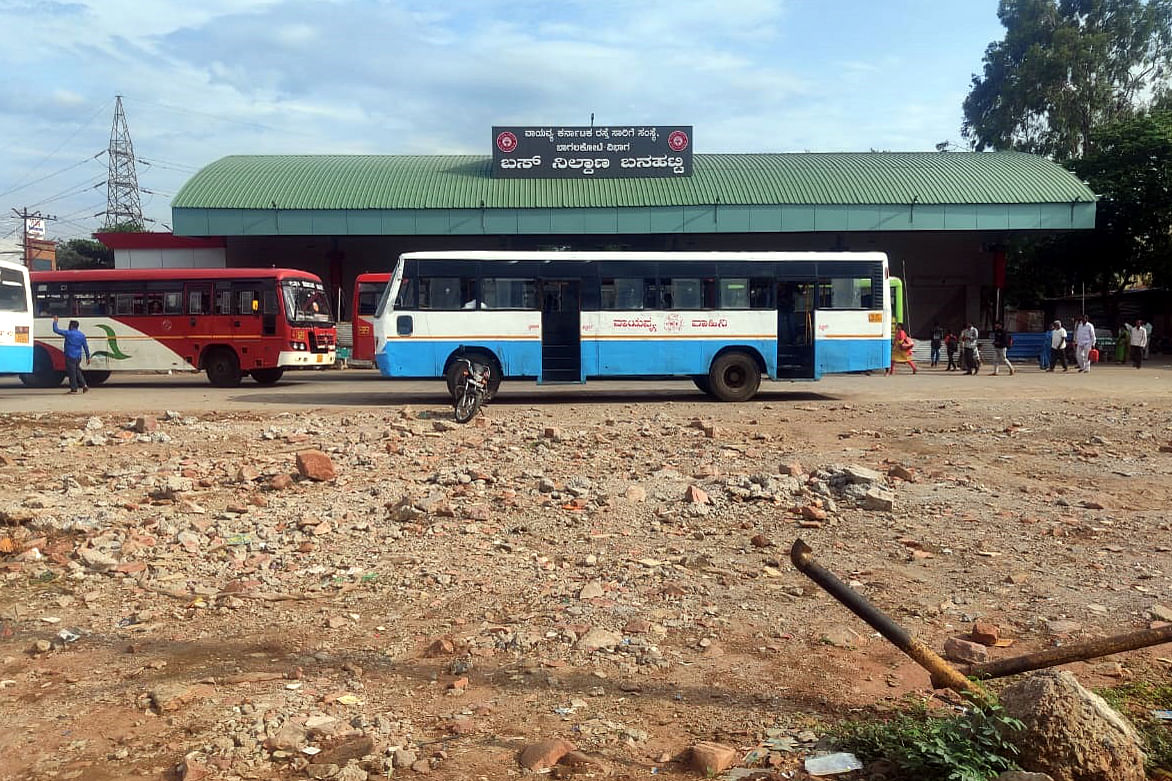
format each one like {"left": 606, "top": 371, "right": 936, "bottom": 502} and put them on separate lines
{"left": 960, "top": 323, "right": 980, "bottom": 375}
{"left": 1074, "top": 315, "right": 1096, "bottom": 372}
{"left": 1126, "top": 319, "right": 1148, "bottom": 369}
{"left": 1047, "top": 320, "right": 1069, "bottom": 372}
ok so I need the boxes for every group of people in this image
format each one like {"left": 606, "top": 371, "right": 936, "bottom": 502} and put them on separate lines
{"left": 889, "top": 315, "right": 1155, "bottom": 376}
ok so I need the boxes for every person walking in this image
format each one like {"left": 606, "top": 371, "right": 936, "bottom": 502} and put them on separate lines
{"left": 1047, "top": 320, "right": 1069, "bottom": 372}
{"left": 51, "top": 315, "right": 91, "bottom": 393}
{"left": 960, "top": 322, "right": 980, "bottom": 375}
{"left": 944, "top": 329, "right": 959, "bottom": 371}
{"left": 1126, "top": 319, "right": 1148, "bottom": 369}
{"left": 929, "top": 322, "right": 944, "bottom": 368}
{"left": 990, "top": 322, "right": 1015, "bottom": 375}
{"left": 1074, "top": 315, "right": 1096, "bottom": 372}
{"left": 886, "top": 323, "right": 918, "bottom": 374}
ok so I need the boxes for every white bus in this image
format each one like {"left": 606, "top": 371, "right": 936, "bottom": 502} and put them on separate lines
{"left": 373, "top": 251, "right": 891, "bottom": 401}
{"left": 0, "top": 259, "right": 33, "bottom": 375}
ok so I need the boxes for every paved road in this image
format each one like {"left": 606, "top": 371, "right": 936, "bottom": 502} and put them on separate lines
{"left": 1, "top": 360, "right": 1168, "bottom": 414}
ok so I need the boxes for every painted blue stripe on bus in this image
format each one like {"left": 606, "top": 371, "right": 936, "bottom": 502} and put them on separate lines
{"left": 0, "top": 343, "right": 33, "bottom": 373}
{"left": 376, "top": 337, "right": 889, "bottom": 380}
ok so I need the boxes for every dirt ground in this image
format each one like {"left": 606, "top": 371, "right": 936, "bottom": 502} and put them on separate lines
{"left": 1, "top": 363, "right": 1171, "bottom": 781}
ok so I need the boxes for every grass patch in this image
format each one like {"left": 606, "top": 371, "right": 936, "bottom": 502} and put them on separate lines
{"left": 830, "top": 695, "right": 1023, "bottom": 781}
{"left": 1096, "top": 680, "right": 1172, "bottom": 772}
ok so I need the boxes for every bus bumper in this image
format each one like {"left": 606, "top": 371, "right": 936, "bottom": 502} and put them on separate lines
{"left": 277, "top": 350, "right": 336, "bottom": 367}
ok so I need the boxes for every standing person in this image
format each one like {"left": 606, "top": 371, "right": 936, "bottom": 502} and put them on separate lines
{"left": 51, "top": 315, "right": 91, "bottom": 394}
{"left": 1143, "top": 320, "right": 1153, "bottom": 358}
{"left": 886, "top": 323, "right": 918, "bottom": 375}
{"left": 1047, "top": 320, "right": 1069, "bottom": 372}
{"left": 990, "top": 322, "right": 1015, "bottom": 375}
{"left": 1126, "top": 319, "right": 1148, "bottom": 369}
{"left": 929, "top": 322, "right": 944, "bottom": 368}
{"left": 944, "top": 329, "right": 959, "bottom": 371}
{"left": 960, "top": 322, "right": 980, "bottom": 375}
{"left": 1075, "top": 315, "right": 1097, "bottom": 372}
{"left": 1040, "top": 322, "right": 1053, "bottom": 370}
{"left": 1115, "top": 322, "right": 1129, "bottom": 364}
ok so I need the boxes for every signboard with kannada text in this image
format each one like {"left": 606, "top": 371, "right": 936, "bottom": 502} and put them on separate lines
{"left": 492, "top": 125, "right": 692, "bottom": 179}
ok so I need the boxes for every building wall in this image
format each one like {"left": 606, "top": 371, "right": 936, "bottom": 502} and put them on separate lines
{"left": 114, "top": 247, "right": 226, "bottom": 269}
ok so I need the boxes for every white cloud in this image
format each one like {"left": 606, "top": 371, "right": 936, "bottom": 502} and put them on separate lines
{"left": 0, "top": 0, "right": 986, "bottom": 238}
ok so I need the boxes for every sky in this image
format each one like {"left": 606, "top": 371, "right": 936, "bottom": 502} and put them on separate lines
{"left": 0, "top": 0, "right": 1005, "bottom": 242}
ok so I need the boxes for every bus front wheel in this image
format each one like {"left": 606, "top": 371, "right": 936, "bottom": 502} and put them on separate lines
{"left": 84, "top": 370, "right": 111, "bottom": 386}
{"left": 18, "top": 348, "right": 65, "bottom": 388}
{"left": 708, "top": 352, "right": 761, "bottom": 402}
{"left": 251, "top": 368, "right": 285, "bottom": 385}
{"left": 205, "top": 349, "right": 242, "bottom": 387}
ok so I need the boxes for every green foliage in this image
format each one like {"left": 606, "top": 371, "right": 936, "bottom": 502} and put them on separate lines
{"left": 831, "top": 696, "right": 1024, "bottom": 781}
{"left": 963, "top": 0, "right": 1172, "bottom": 160}
{"left": 1005, "top": 109, "right": 1172, "bottom": 307}
{"left": 103, "top": 220, "right": 144, "bottom": 233}
{"left": 1097, "top": 680, "right": 1172, "bottom": 771}
{"left": 55, "top": 238, "right": 113, "bottom": 270}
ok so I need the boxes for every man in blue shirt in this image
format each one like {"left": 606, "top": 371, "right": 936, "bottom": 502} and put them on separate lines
{"left": 51, "top": 315, "right": 90, "bottom": 393}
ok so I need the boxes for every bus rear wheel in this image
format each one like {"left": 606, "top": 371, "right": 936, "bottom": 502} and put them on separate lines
{"left": 205, "top": 349, "right": 242, "bottom": 387}
{"left": 708, "top": 351, "right": 761, "bottom": 402}
{"left": 251, "top": 368, "right": 285, "bottom": 385}
{"left": 18, "top": 348, "right": 65, "bottom": 388}
{"left": 445, "top": 352, "right": 501, "bottom": 400}
{"left": 84, "top": 370, "right": 111, "bottom": 386}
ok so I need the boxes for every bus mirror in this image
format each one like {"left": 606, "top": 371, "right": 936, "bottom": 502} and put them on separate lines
{"left": 396, "top": 315, "right": 413, "bottom": 336}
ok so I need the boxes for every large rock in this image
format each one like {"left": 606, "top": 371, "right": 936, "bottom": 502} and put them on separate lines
{"left": 999, "top": 670, "right": 1144, "bottom": 781}
{"left": 690, "top": 742, "right": 737, "bottom": 775}
{"left": 843, "top": 464, "right": 883, "bottom": 484}
{"left": 576, "top": 627, "right": 622, "bottom": 652}
{"left": 518, "top": 738, "right": 575, "bottom": 770}
{"left": 296, "top": 450, "right": 337, "bottom": 481}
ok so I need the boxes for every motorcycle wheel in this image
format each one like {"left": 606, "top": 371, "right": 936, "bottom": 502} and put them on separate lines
{"left": 453, "top": 386, "right": 483, "bottom": 423}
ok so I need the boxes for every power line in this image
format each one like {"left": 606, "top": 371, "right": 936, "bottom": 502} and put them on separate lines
{"left": 0, "top": 99, "right": 111, "bottom": 197}
{"left": 124, "top": 95, "right": 319, "bottom": 138}
{"left": 0, "top": 151, "right": 106, "bottom": 200}
{"left": 27, "top": 177, "right": 107, "bottom": 209}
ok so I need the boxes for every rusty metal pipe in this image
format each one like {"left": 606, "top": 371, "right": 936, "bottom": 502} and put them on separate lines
{"left": 965, "top": 623, "right": 1172, "bottom": 680}
{"left": 790, "top": 539, "right": 983, "bottom": 697}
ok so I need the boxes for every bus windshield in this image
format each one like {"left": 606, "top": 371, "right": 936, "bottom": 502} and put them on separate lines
{"left": 281, "top": 279, "right": 333, "bottom": 325}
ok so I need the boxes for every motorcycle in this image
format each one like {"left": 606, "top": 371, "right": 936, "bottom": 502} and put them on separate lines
{"left": 451, "top": 353, "right": 492, "bottom": 423}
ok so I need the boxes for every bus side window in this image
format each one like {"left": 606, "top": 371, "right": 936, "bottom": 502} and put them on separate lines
{"left": 35, "top": 286, "right": 70, "bottom": 317}
{"left": 163, "top": 291, "right": 183, "bottom": 314}
{"left": 262, "top": 290, "right": 278, "bottom": 316}
{"left": 393, "top": 279, "right": 416, "bottom": 310}
{"left": 237, "top": 290, "right": 259, "bottom": 315}
{"left": 719, "top": 279, "right": 749, "bottom": 309}
{"left": 601, "top": 278, "right": 643, "bottom": 310}
{"left": 642, "top": 279, "right": 660, "bottom": 309}
{"left": 666, "top": 278, "right": 702, "bottom": 309}
{"left": 214, "top": 289, "right": 233, "bottom": 315}
{"left": 188, "top": 289, "right": 210, "bottom": 315}
{"left": 749, "top": 278, "right": 773, "bottom": 308}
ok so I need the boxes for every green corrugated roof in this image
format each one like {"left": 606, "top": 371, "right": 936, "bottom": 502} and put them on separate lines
{"left": 172, "top": 152, "right": 1095, "bottom": 211}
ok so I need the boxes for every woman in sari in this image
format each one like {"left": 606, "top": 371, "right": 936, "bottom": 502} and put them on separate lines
{"left": 886, "top": 323, "right": 918, "bottom": 375}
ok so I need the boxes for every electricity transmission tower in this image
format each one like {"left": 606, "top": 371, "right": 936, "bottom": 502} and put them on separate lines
{"left": 104, "top": 95, "right": 143, "bottom": 230}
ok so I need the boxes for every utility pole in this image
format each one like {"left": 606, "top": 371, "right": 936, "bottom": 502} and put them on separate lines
{"left": 11, "top": 207, "right": 56, "bottom": 268}
{"left": 104, "top": 95, "right": 143, "bottom": 230}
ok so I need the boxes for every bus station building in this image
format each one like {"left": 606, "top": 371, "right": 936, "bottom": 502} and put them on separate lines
{"left": 113, "top": 151, "right": 1095, "bottom": 336}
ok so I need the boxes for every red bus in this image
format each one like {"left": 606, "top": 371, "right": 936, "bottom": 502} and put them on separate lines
{"left": 22, "top": 268, "right": 336, "bottom": 387}
{"left": 352, "top": 272, "right": 390, "bottom": 364}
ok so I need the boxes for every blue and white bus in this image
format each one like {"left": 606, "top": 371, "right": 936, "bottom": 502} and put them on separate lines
{"left": 373, "top": 251, "right": 891, "bottom": 401}
{"left": 0, "top": 259, "right": 33, "bottom": 374}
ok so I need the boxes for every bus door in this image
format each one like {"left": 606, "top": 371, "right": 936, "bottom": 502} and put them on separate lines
{"left": 776, "top": 281, "right": 815, "bottom": 379}
{"left": 230, "top": 282, "right": 266, "bottom": 368}
{"left": 539, "top": 279, "right": 581, "bottom": 383}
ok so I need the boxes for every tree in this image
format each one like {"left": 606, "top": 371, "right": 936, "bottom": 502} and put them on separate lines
{"left": 1005, "top": 110, "right": 1172, "bottom": 313}
{"left": 56, "top": 239, "right": 113, "bottom": 270}
{"left": 963, "top": 0, "right": 1172, "bottom": 160}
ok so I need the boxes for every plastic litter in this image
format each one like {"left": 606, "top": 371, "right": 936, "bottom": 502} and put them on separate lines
{"left": 56, "top": 628, "right": 82, "bottom": 644}
{"left": 804, "top": 752, "right": 863, "bottom": 776}
{"left": 1154, "top": 709, "right": 1172, "bottom": 721}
